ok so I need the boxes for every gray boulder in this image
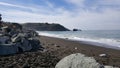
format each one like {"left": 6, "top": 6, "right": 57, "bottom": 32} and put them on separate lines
{"left": 16, "top": 38, "right": 32, "bottom": 52}
{"left": 11, "top": 33, "right": 31, "bottom": 43}
{"left": 11, "top": 34, "right": 21, "bottom": 43}
{"left": 0, "top": 44, "right": 18, "bottom": 55}
{"left": 28, "top": 37, "right": 42, "bottom": 50}
{"left": 55, "top": 53, "right": 100, "bottom": 68}
{"left": 0, "top": 36, "right": 11, "bottom": 44}
{"left": 104, "top": 66, "right": 119, "bottom": 68}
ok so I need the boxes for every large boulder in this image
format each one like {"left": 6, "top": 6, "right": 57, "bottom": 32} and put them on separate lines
{"left": 104, "top": 66, "right": 119, "bottom": 68}
{"left": 0, "top": 44, "right": 18, "bottom": 55}
{"left": 0, "top": 36, "right": 11, "bottom": 44}
{"left": 55, "top": 53, "right": 100, "bottom": 68}
{"left": 16, "top": 38, "right": 32, "bottom": 52}
{"left": 28, "top": 37, "right": 41, "bottom": 50}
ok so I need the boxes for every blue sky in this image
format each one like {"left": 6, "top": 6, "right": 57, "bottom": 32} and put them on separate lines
{"left": 0, "top": 0, "right": 120, "bottom": 30}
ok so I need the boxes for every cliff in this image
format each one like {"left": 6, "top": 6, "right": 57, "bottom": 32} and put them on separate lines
{"left": 22, "top": 23, "right": 70, "bottom": 31}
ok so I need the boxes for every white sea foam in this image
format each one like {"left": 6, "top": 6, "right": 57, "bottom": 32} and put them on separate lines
{"left": 37, "top": 31, "right": 59, "bottom": 37}
{"left": 72, "top": 37, "right": 120, "bottom": 50}
{"left": 37, "top": 31, "right": 120, "bottom": 50}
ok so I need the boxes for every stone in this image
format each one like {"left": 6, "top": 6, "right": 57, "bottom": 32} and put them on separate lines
{"left": 28, "top": 38, "right": 41, "bottom": 50}
{"left": 11, "top": 34, "right": 21, "bottom": 43}
{"left": 12, "top": 23, "right": 22, "bottom": 30}
{"left": 0, "top": 44, "right": 18, "bottom": 55}
{"left": 16, "top": 38, "right": 32, "bottom": 52}
{"left": 54, "top": 44, "right": 60, "bottom": 47}
{"left": 1, "top": 26, "right": 11, "bottom": 33}
{"left": 0, "top": 14, "right": 43, "bottom": 55}
{"left": 22, "top": 62, "right": 30, "bottom": 68}
{"left": 73, "top": 29, "right": 82, "bottom": 31}
{"left": 99, "top": 54, "right": 109, "bottom": 58}
{"left": 104, "top": 66, "right": 119, "bottom": 68}
{"left": 55, "top": 53, "right": 100, "bottom": 68}
{"left": 21, "top": 38, "right": 32, "bottom": 51}
{"left": 0, "top": 36, "right": 10, "bottom": 44}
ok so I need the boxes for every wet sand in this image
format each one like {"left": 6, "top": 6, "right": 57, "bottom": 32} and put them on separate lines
{"left": 0, "top": 35, "right": 120, "bottom": 68}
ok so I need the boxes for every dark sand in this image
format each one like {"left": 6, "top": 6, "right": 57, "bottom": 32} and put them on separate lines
{"left": 39, "top": 36, "right": 120, "bottom": 67}
{"left": 0, "top": 35, "right": 120, "bottom": 68}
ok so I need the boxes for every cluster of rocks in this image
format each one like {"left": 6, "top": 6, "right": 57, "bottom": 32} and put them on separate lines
{"left": 0, "top": 14, "right": 42, "bottom": 55}
{"left": 0, "top": 51, "right": 59, "bottom": 68}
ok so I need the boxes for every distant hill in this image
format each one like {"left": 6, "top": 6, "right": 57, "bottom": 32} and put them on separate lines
{"left": 22, "top": 23, "right": 70, "bottom": 31}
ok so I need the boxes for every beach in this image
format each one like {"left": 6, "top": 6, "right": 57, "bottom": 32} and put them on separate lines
{"left": 39, "top": 36, "right": 120, "bottom": 66}
{"left": 0, "top": 35, "right": 120, "bottom": 68}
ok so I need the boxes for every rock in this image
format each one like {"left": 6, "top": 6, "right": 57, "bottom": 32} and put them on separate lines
{"left": 11, "top": 34, "right": 21, "bottom": 43}
{"left": 0, "top": 14, "right": 43, "bottom": 55}
{"left": 54, "top": 44, "right": 60, "bottom": 47}
{"left": 75, "top": 47, "right": 77, "bottom": 50}
{"left": 104, "top": 66, "right": 119, "bottom": 68}
{"left": 55, "top": 53, "right": 100, "bottom": 68}
{"left": 73, "top": 29, "right": 81, "bottom": 31}
{"left": 0, "top": 36, "right": 11, "bottom": 44}
{"left": 28, "top": 38, "right": 41, "bottom": 50}
{"left": 0, "top": 44, "right": 18, "bottom": 55}
{"left": 22, "top": 62, "right": 30, "bottom": 68}
{"left": 17, "top": 38, "right": 32, "bottom": 52}
{"left": 99, "top": 54, "right": 109, "bottom": 58}
{"left": 1, "top": 26, "right": 11, "bottom": 33}
{"left": 12, "top": 23, "right": 22, "bottom": 30}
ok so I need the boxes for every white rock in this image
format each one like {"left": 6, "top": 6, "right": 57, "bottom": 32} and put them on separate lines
{"left": 104, "top": 66, "right": 119, "bottom": 68}
{"left": 99, "top": 54, "right": 108, "bottom": 57}
{"left": 55, "top": 53, "right": 100, "bottom": 68}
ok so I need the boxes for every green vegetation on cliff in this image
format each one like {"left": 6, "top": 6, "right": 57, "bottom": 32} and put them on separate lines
{"left": 22, "top": 23, "right": 70, "bottom": 31}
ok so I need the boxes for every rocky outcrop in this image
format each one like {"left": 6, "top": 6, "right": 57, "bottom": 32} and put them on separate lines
{"left": 73, "top": 28, "right": 82, "bottom": 31}
{"left": 0, "top": 17, "right": 42, "bottom": 55}
{"left": 0, "top": 29, "right": 41, "bottom": 55}
{"left": 22, "top": 23, "right": 70, "bottom": 31}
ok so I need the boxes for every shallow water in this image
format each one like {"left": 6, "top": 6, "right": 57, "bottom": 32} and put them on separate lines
{"left": 37, "top": 30, "right": 120, "bottom": 50}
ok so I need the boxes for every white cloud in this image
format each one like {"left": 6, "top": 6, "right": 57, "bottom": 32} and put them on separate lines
{"left": 0, "top": 2, "right": 30, "bottom": 9}
{"left": 0, "top": 1, "right": 120, "bottom": 30}
{"left": 0, "top": 1, "right": 58, "bottom": 14}
{"left": 61, "top": 9, "right": 120, "bottom": 30}
{"left": 97, "top": 0, "right": 120, "bottom": 6}
{"left": 65, "top": 0, "right": 85, "bottom": 7}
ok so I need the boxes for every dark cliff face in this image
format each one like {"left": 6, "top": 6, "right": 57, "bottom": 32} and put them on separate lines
{"left": 22, "top": 23, "right": 70, "bottom": 31}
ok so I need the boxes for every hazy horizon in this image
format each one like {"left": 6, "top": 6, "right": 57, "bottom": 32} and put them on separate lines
{"left": 0, "top": 0, "right": 120, "bottom": 30}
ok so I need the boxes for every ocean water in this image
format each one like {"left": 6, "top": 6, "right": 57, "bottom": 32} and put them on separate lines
{"left": 37, "top": 30, "right": 120, "bottom": 50}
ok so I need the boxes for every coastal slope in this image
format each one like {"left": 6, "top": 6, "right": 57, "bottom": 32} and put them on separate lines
{"left": 22, "top": 23, "right": 70, "bottom": 31}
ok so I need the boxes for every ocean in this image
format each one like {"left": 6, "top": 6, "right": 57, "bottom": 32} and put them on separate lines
{"left": 37, "top": 30, "right": 120, "bottom": 50}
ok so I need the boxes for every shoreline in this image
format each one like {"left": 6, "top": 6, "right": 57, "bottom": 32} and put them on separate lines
{"left": 39, "top": 35, "right": 120, "bottom": 67}
{"left": 38, "top": 31, "right": 120, "bottom": 50}
{"left": 0, "top": 35, "right": 120, "bottom": 68}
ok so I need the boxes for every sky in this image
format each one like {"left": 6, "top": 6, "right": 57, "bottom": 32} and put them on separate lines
{"left": 0, "top": 0, "right": 120, "bottom": 30}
